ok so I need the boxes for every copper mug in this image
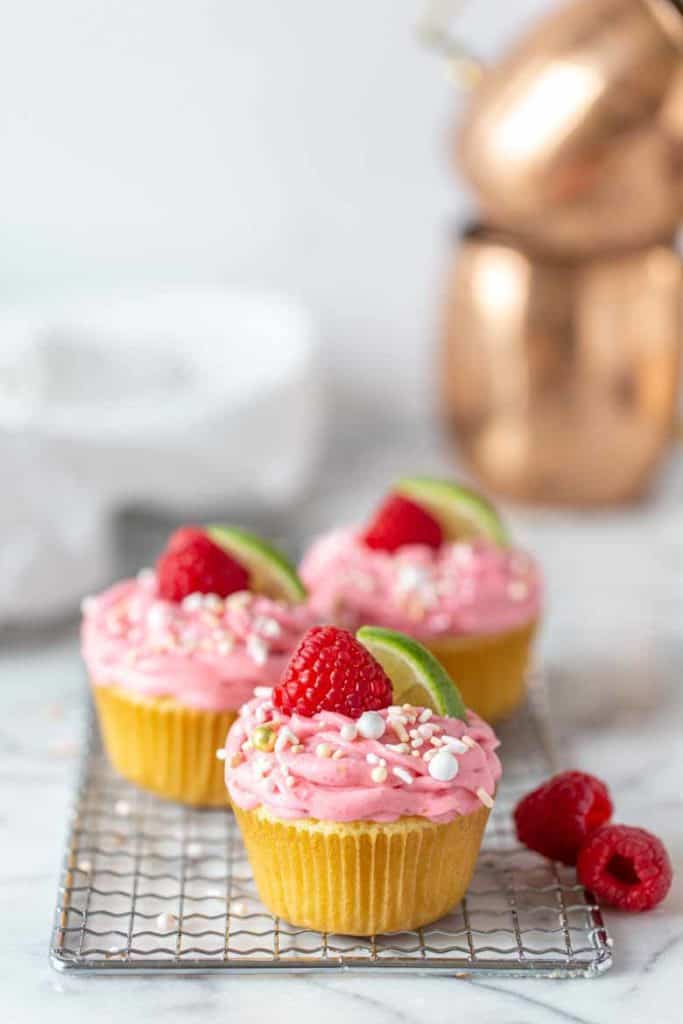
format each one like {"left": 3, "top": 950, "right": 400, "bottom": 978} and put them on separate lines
{"left": 440, "top": 227, "right": 682, "bottom": 504}
{"left": 440, "top": 0, "right": 683, "bottom": 255}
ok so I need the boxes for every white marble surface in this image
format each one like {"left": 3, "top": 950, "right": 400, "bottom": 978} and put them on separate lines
{"left": 3, "top": 420, "right": 682, "bottom": 1023}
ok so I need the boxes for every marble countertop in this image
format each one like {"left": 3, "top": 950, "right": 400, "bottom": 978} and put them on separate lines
{"left": 3, "top": 419, "right": 682, "bottom": 1024}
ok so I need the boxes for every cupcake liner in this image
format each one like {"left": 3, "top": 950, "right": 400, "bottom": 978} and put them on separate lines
{"left": 233, "top": 804, "right": 490, "bottom": 934}
{"left": 427, "top": 619, "right": 537, "bottom": 723}
{"left": 92, "top": 682, "right": 235, "bottom": 806}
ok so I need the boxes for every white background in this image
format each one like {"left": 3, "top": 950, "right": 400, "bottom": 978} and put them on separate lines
{"left": 0, "top": 0, "right": 551, "bottom": 413}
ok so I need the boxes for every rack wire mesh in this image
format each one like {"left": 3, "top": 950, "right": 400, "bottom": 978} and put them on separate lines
{"left": 50, "top": 673, "right": 612, "bottom": 977}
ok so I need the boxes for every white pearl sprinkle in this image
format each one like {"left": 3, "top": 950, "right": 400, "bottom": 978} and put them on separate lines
{"left": 156, "top": 912, "right": 177, "bottom": 932}
{"left": 357, "top": 711, "right": 386, "bottom": 740}
{"left": 181, "top": 593, "right": 203, "bottom": 612}
{"left": 215, "top": 748, "right": 227, "bottom": 761}
{"left": 114, "top": 799, "right": 131, "bottom": 817}
{"left": 428, "top": 750, "right": 459, "bottom": 782}
{"left": 339, "top": 722, "right": 358, "bottom": 742}
{"left": 226, "top": 590, "right": 252, "bottom": 609}
{"left": 371, "top": 763, "right": 388, "bottom": 783}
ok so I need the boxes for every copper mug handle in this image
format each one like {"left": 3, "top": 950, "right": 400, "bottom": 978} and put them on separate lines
{"left": 416, "top": 0, "right": 485, "bottom": 86}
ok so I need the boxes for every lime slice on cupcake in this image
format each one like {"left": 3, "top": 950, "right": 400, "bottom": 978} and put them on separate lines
{"left": 395, "top": 476, "right": 508, "bottom": 545}
{"left": 207, "top": 526, "right": 307, "bottom": 603}
{"left": 357, "top": 625, "right": 467, "bottom": 721}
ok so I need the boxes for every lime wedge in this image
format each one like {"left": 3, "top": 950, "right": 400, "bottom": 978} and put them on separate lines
{"left": 207, "top": 526, "right": 307, "bottom": 603}
{"left": 357, "top": 625, "right": 467, "bottom": 721}
{"left": 395, "top": 476, "right": 508, "bottom": 545}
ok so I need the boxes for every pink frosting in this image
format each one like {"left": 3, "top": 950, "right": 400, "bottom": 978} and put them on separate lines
{"left": 225, "top": 696, "right": 501, "bottom": 824}
{"left": 81, "top": 573, "right": 315, "bottom": 711}
{"left": 300, "top": 529, "right": 541, "bottom": 639}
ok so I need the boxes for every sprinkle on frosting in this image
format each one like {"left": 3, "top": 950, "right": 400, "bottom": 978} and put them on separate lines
{"left": 357, "top": 710, "right": 386, "bottom": 740}
{"left": 477, "top": 786, "right": 495, "bottom": 809}
{"left": 224, "top": 697, "right": 501, "bottom": 824}
{"left": 300, "top": 529, "right": 541, "bottom": 638}
{"left": 81, "top": 576, "right": 315, "bottom": 712}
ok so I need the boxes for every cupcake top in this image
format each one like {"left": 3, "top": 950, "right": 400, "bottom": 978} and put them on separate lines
{"left": 300, "top": 479, "right": 541, "bottom": 638}
{"left": 81, "top": 525, "right": 314, "bottom": 711}
{"left": 300, "top": 530, "right": 540, "bottom": 639}
{"left": 225, "top": 695, "right": 500, "bottom": 824}
{"left": 224, "top": 623, "right": 501, "bottom": 824}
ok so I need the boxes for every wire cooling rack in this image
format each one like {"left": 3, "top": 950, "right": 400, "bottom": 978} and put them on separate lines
{"left": 50, "top": 674, "right": 612, "bottom": 977}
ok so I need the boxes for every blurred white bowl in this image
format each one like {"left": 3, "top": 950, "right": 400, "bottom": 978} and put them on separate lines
{"left": 0, "top": 288, "right": 325, "bottom": 621}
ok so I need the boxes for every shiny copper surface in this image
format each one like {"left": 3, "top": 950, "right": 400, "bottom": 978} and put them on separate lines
{"left": 440, "top": 228, "right": 682, "bottom": 504}
{"left": 456, "top": 0, "right": 683, "bottom": 255}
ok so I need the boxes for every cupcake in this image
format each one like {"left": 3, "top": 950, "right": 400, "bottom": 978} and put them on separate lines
{"left": 82, "top": 525, "right": 314, "bottom": 805}
{"left": 226, "top": 624, "right": 501, "bottom": 934}
{"left": 300, "top": 477, "right": 541, "bottom": 722}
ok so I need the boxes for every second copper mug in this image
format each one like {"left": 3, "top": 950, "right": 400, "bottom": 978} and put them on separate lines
{"left": 441, "top": 227, "right": 682, "bottom": 505}
{"left": 455, "top": 0, "right": 683, "bottom": 255}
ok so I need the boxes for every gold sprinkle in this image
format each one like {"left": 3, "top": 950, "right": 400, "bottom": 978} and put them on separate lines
{"left": 252, "top": 726, "right": 276, "bottom": 752}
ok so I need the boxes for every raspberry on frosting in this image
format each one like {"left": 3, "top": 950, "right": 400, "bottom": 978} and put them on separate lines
{"left": 157, "top": 526, "right": 250, "bottom": 602}
{"left": 362, "top": 494, "right": 443, "bottom": 553}
{"left": 273, "top": 626, "right": 393, "bottom": 719}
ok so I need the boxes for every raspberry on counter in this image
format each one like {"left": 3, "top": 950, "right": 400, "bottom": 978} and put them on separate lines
{"left": 514, "top": 770, "right": 613, "bottom": 865}
{"left": 577, "top": 825, "right": 673, "bottom": 912}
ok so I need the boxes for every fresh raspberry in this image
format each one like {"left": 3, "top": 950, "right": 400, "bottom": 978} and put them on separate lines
{"left": 273, "top": 626, "right": 393, "bottom": 719}
{"left": 362, "top": 493, "right": 443, "bottom": 553}
{"left": 578, "top": 825, "right": 672, "bottom": 911}
{"left": 156, "top": 526, "right": 249, "bottom": 602}
{"left": 514, "top": 771, "right": 613, "bottom": 865}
